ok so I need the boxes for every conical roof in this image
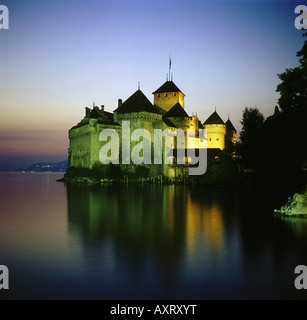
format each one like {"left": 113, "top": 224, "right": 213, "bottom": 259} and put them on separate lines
{"left": 163, "top": 103, "right": 189, "bottom": 118}
{"left": 226, "top": 119, "right": 236, "bottom": 132}
{"left": 114, "top": 89, "right": 160, "bottom": 114}
{"left": 152, "top": 81, "right": 184, "bottom": 95}
{"left": 204, "top": 111, "right": 225, "bottom": 125}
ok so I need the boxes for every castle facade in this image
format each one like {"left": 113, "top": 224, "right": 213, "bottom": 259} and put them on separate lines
{"left": 68, "top": 76, "right": 236, "bottom": 179}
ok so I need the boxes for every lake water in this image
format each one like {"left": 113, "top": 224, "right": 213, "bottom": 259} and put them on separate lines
{"left": 0, "top": 172, "right": 306, "bottom": 300}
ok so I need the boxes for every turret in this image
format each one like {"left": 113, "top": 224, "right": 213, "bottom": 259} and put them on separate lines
{"left": 225, "top": 118, "right": 237, "bottom": 146}
{"left": 152, "top": 80, "right": 185, "bottom": 114}
{"left": 203, "top": 110, "right": 226, "bottom": 150}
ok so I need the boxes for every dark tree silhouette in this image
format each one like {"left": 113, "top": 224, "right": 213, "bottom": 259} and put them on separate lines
{"left": 276, "top": 32, "right": 307, "bottom": 112}
{"left": 257, "top": 32, "right": 307, "bottom": 187}
{"left": 238, "top": 107, "right": 264, "bottom": 170}
{"left": 239, "top": 107, "right": 264, "bottom": 145}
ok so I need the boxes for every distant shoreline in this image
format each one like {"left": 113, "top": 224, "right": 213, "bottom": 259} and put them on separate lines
{"left": 0, "top": 160, "right": 68, "bottom": 173}
{"left": 0, "top": 171, "right": 66, "bottom": 174}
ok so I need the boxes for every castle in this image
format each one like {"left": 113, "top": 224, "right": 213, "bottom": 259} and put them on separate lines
{"left": 68, "top": 73, "right": 236, "bottom": 180}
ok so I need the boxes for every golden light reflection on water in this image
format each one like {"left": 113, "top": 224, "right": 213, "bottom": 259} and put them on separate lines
{"left": 68, "top": 184, "right": 226, "bottom": 265}
{"left": 2, "top": 173, "right": 307, "bottom": 299}
{"left": 186, "top": 193, "right": 224, "bottom": 260}
{"left": 165, "top": 185, "right": 175, "bottom": 235}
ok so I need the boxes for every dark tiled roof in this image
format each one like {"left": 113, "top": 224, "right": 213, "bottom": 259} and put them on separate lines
{"left": 226, "top": 119, "right": 236, "bottom": 132}
{"left": 114, "top": 90, "right": 160, "bottom": 114}
{"left": 198, "top": 120, "right": 204, "bottom": 129}
{"left": 90, "top": 107, "right": 102, "bottom": 118}
{"left": 70, "top": 118, "right": 120, "bottom": 130}
{"left": 152, "top": 81, "right": 184, "bottom": 94}
{"left": 204, "top": 111, "right": 225, "bottom": 125}
{"left": 163, "top": 118, "right": 177, "bottom": 128}
{"left": 163, "top": 103, "right": 189, "bottom": 118}
{"left": 70, "top": 107, "right": 119, "bottom": 130}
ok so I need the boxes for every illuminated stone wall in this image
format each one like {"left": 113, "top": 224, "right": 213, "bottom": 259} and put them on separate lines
{"left": 115, "top": 111, "right": 174, "bottom": 178}
{"left": 90, "top": 122, "right": 122, "bottom": 168}
{"left": 153, "top": 91, "right": 185, "bottom": 114}
{"left": 69, "top": 125, "right": 92, "bottom": 168}
{"left": 69, "top": 119, "right": 122, "bottom": 169}
{"left": 205, "top": 124, "right": 227, "bottom": 150}
{"left": 69, "top": 107, "right": 204, "bottom": 179}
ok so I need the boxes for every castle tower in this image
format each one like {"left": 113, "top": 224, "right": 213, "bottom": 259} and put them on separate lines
{"left": 225, "top": 118, "right": 237, "bottom": 158}
{"left": 225, "top": 118, "right": 237, "bottom": 146}
{"left": 203, "top": 110, "right": 226, "bottom": 150}
{"left": 152, "top": 80, "right": 185, "bottom": 115}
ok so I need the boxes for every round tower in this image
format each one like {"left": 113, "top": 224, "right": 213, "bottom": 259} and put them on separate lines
{"left": 225, "top": 118, "right": 237, "bottom": 146}
{"left": 225, "top": 118, "right": 237, "bottom": 158}
{"left": 203, "top": 110, "right": 226, "bottom": 150}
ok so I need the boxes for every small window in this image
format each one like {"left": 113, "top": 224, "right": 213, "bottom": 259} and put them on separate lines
{"left": 158, "top": 94, "right": 160, "bottom": 97}
{"left": 217, "top": 138, "right": 219, "bottom": 141}
{"left": 209, "top": 138, "right": 212, "bottom": 141}
{"left": 165, "top": 94, "right": 168, "bottom": 97}
{"left": 174, "top": 93, "right": 176, "bottom": 96}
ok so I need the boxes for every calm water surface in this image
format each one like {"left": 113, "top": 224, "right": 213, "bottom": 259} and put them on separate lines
{"left": 0, "top": 172, "right": 306, "bottom": 300}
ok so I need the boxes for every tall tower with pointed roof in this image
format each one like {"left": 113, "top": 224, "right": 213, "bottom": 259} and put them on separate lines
{"left": 152, "top": 80, "right": 185, "bottom": 115}
{"left": 225, "top": 118, "right": 237, "bottom": 158}
{"left": 203, "top": 110, "right": 227, "bottom": 150}
{"left": 225, "top": 118, "right": 237, "bottom": 146}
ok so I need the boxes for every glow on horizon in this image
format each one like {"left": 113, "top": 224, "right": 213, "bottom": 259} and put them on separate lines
{"left": 0, "top": 0, "right": 305, "bottom": 168}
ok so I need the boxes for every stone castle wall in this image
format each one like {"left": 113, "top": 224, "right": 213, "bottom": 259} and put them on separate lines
{"left": 205, "top": 124, "right": 226, "bottom": 150}
{"left": 153, "top": 92, "right": 185, "bottom": 114}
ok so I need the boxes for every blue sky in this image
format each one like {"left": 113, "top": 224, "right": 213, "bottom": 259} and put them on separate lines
{"left": 0, "top": 0, "right": 305, "bottom": 168}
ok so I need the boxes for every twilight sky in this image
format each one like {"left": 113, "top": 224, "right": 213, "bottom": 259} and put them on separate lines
{"left": 0, "top": 0, "right": 305, "bottom": 169}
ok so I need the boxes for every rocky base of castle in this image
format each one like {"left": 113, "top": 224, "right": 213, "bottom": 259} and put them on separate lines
{"left": 274, "top": 188, "right": 307, "bottom": 217}
{"left": 57, "top": 176, "right": 111, "bottom": 185}
{"left": 57, "top": 175, "right": 188, "bottom": 185}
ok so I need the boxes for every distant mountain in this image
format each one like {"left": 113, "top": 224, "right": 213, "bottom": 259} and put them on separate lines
{"left": 4, "top": 160, "right": 67, "bottom": 172}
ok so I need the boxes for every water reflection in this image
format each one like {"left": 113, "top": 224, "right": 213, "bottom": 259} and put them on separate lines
{"left": 278, "top": 216, "right": 307, "bottom": 237}
{"left": 66, "top": 183, "right": 307, "bottom": 299}
{"left": 67, "top": 184, "right": 229, "bottom": 259}
{"left": 66, "top": 184, "right": 233, "bottom": 298}
{"left": 67, "top": 185, "right": 187, "bottom": 267}
{"left": 1, "top": 173, "right": 307, "bottom": 299}
{"left": 186, "top": 194, "right": 224, "bottom": 258}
